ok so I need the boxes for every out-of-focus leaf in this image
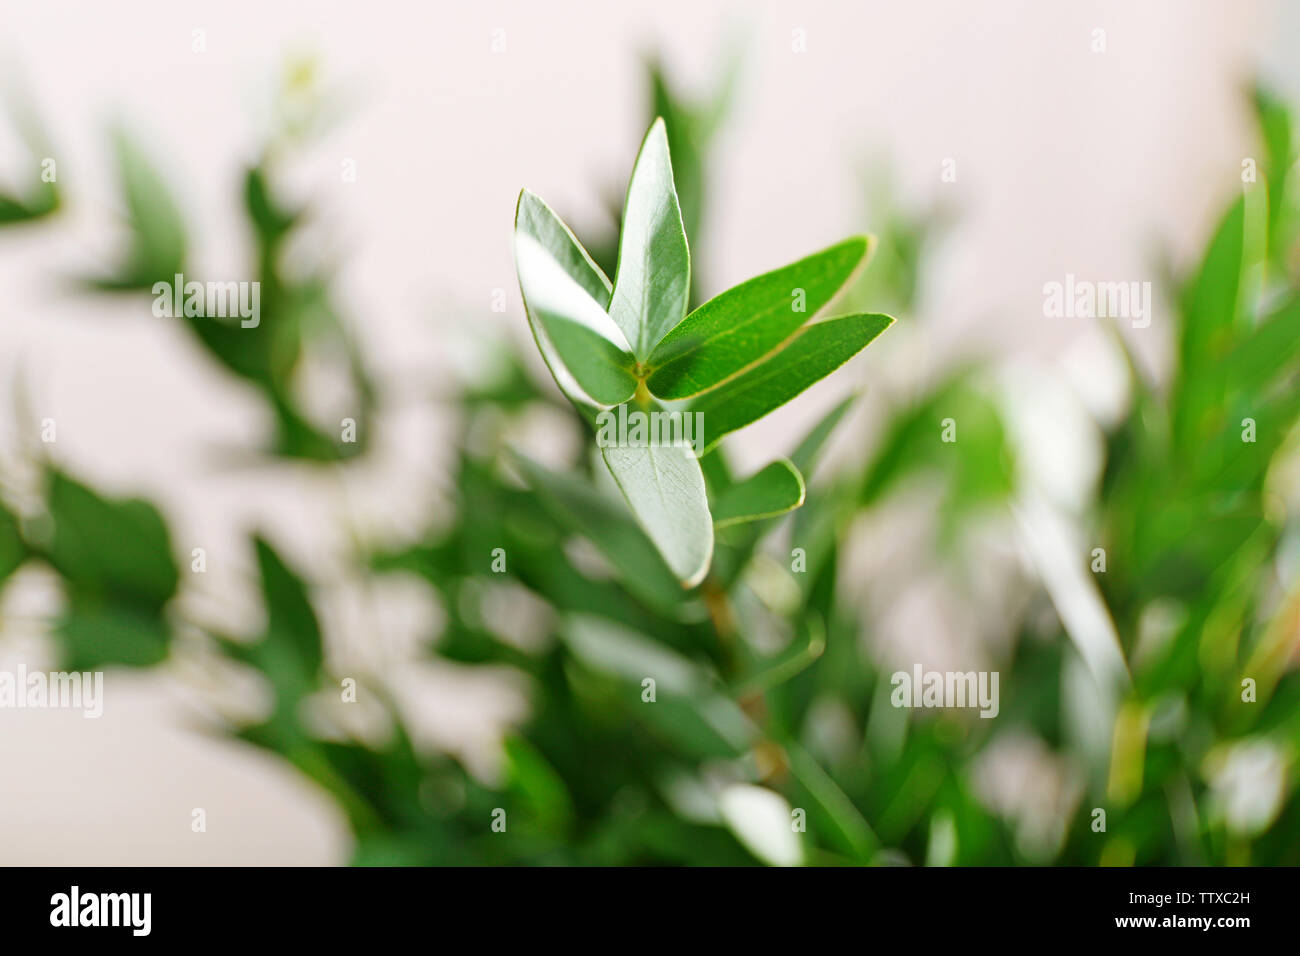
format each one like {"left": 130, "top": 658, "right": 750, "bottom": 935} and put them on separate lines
{"left": 0, "top": 88, "right": 61, "bottom": 224}
{"left": 790, "top": 393, "right": 856, "bottom": 478}
{"left": 840, "top": 160, "right": 955, "bottom": 317}
{"left": 505, "top": 735, "right": 575, "bottom": 834}
{"left": 607, "top": 119, "right": 690, "bottom": 356}
{"left": 732, "top": 615, "right": 825, "bottom": 696}
{"left": 166, "top": 161, "right": 375, "bottom": 463}
{"left": 88, "top": 129, "right": 186, "bottom": 289}
{"left": 0, "top": 180, "right": 58, "bottom": 224}
{"left": 647, "top": 237, "right": 872, "bottom": 400}
{"left": 511, "top": 452, "right": 686, "bottom": 611}
{"left": 1222, "top": 293, "right": 1300, "bottom": 389}
{"left": 245, "top": 166, "right": 299, "bottom": 242}
{"left": 560, "top": 615, "right": 752, "bottom": 758}
{"left": 0, "top": 503, "right": 24, "bottom": 585}
{"left": 776, "top": 394, "right": 860, "bottom": 591}
{"left": 1255, "top": 85, "right": 1294, "bottom": 188}
{"left": 58, "top": 601, "right": 171, "bottom": 670}
{"left": 561, "top": 614, "right": 706, "bottom": 695}
{"left": 712, "top": 459, "right": 805, "bottom": 528}
{"left": 697, "top": 445, "right": 734, "bottom": 500}
{"left": 39, "top": 470, "right": 178, "bottom": 670}
{"left": 785, "top": 740, "right": 879, "bottom": 862}
{"left": 694, "top": 313, "right": 894, "bottom": 452}
{"left": 267, "top": 388, "right": 368, "bottom": 462}
{"left": 42, "top": 470, "right": 177, "bottom": 608}
{"left": 858, "top": 372, "right": 1014, "bottom": 512}
{"left": 254, "top": 535, "right": 324, "bottom": 678}
{"left": 1174, "top": 196, "right": 1248, "bottom": 452}
{"left": 646, "top": 51, "right": 737, "bottom": 267}
{"left": 218, "top": 536, "right": 327, "bottom": 751}
{"left": 1252, "top": 84, "right": 1298, "bottom": 261}
{"left": 787, "top": 487, "right": 842, "bottom": 599}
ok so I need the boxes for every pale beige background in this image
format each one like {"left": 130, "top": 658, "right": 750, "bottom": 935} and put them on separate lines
{"left": 0, "top": 0, "right": 1290, "bottom": 863}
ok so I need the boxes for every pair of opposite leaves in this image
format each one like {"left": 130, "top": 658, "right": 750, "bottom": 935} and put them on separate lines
{"left": 514, "top": 118, "right": 893, "bottom": 587}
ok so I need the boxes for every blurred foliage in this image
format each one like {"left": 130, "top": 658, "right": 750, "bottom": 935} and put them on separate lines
{"left": 1, "top": 60, "right": 1298, "bottom": 866}
{"left": 582, "top": 51, "right": 737, "bottom": 304}
{"left": 0, "top": 87, "right": 60, "bottom": 224}
{"left": 82, "top": 60, "right": 374, "bottom": 462}
{"left": 1088, "top": 85, "right": 1300, "bottom": 865}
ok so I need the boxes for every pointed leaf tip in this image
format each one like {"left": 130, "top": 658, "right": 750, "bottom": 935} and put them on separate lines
{"left": 713, "top": 459, "right": 806, "bottom": 528}
{"left": 608, "top": 119, "right": 691, "bottom": 358}
{"left": 647, "top": 236, "right": 874, "bottom": 400}
{"left": 693, "top": 313, "right": 894, "bottom": 452}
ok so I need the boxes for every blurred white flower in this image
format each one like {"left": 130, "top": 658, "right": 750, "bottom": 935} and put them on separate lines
{"left": 718, "top": 783, "right": 803, "bottom": 867}
{"left": 1205, "top": 738, "right": 1289, "bottom": 837}
{"left": 970, "top": 731, "right": 1083, "bottom": 862}
{"left": 996, "top": 359, "right": 1103, "bottom": 514}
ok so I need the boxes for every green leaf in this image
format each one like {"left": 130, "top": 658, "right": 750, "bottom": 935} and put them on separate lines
{"left": 42, "top": 470, "right": 178, "bottom": 608}
{"left": 854, "top": 372, "right": 1014, "bottom": 530}
{"left": 1183, "top": 196, "right": 1246, "bottom": 361}
{"left": 1223, "top": 293, "right": 1300, "bottom": 390}
{"left": 560, "top": 614, "right": 707, "bottom": 695}
{"left": 1254, "top": 84, "right": 1294, "bottom": 179}
{"left": 712, "top": 459, "right": 805, "bottom": 528}
{"left": 1252, "top": 84, "right": 1297, "bottom": 255}
{"left": 601, "top": 441, "right": 713, "bottom": 587}
{"left": 513, "top": 189, "right": 615, "bottom": 416}
{"left": 648, "top": 67, "right": 708, "bottom": 274}
{"left": 731, "top": 615, "right": 826, "bottom": 695}
{"left": 0, "top": 181, "right": 58, "bottom": 224}
{"left": 266, "top": 388, "right": 367, "bottom": 462}
{"left": 697, "top": 445, "right": 734, "bottom": 500}
{"left": 1173, "top": 196, "right": 1249, "bottom": 454}
{"left": 245, "top": 166, "right": 299, "bottom": 243}
{"left": 504, "top": 735, "right": 575, "bottom": 834}
{"left": 39, "top": 471, "right": 178, "bottom": 670}
{"left": 514, "top": 232, "right": 637, "bottom": 406}
{"left": 255, "top": 536, "right": 324, "bottom": 678}
{"left": 0, "top": 89, "right": 61, "bottom": 225}
{"left": 784, "top": 740, "right": 880, "bottom": 862}
{"left": 646, "top": 50, "right": 739, "bottom": 296}
{"left": 693, "top": 313, "right": 894, "bottom": 452}
{"left": 515, "top": 189, "right": 612, "bottom": 306}
{"left": 559, "top": 614, "right": 754, "bottom": 757}
{"left": 58, "top": 601, "right": 171, "bottom": 670}
{"left": 0, "top": 503, "right": 24, "bottom": 585}
{"left": 790, "top": 393, "right": 856, "bottom": 477}
{"left": 607, "top": 119, "right": 691, "bottom": 357}
{"left": 772, "top": 396, "right": 858, "bottom": 591}
{"left": 90, "top": 128, "right": 186, "bottom": 289}
{"left": 217, "top": 537, "right": 327, "bottom": 741}
{"left": 511, "top": 453, "right": 685, "bottom": 611}
{"left": 647, "top": 237, "right": 872, "bottom": 400}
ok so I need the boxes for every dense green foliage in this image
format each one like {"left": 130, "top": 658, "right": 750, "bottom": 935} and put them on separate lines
{"left": 2, "top": 63, "right": 1298, "bottom": 865}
